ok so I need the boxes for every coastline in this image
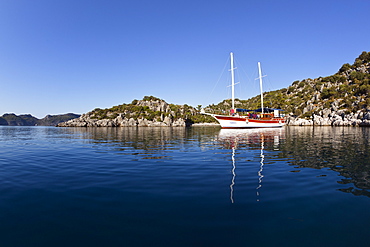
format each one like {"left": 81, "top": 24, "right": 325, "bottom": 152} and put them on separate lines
{"left": 56, "top": 115, "right": 370, "bottom": 127}
{"left": 286, "top": 112, "right": 370, "bottom": 126}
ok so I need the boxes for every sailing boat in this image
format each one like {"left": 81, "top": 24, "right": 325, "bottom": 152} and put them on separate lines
{"left": 202, "top": 52, "right": 285, "bottom": 128}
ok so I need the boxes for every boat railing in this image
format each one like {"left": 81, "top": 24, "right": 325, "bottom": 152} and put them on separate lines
{"left": 204, "top": 109, "right": 285, "bottom": 120}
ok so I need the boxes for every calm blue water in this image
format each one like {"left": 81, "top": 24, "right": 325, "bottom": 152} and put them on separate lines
{"left": 0, "top": 126, "right": 369, "bottom": 246}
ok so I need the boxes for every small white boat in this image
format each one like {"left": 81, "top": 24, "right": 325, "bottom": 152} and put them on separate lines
{"left": 202, "top": 52, "right": 285, "bottom": 129}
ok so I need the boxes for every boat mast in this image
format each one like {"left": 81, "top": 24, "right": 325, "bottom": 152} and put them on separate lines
{"left": 258, "top": 62, "right": 264, "bottom": 114}
{"left": 230, "top": 52, "right": 235, "bottom": 111}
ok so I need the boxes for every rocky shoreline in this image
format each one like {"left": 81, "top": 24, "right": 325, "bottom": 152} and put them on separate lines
{"left": 57, "top": 113, "right": 189, "bottom": 127}
{"left": 57, "top": 111, "right": 370, "bottom": 127}
{"left": 286, "top": 111, "right": 370, "bottom": 126}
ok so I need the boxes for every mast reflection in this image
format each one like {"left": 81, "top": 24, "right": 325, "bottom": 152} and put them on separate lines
{"left": 230, "top": 148, "right": 236, "bottom": 203}
{"left": 218, "top": 128, "right": 284, "bottom": 203}
{"left": 256, "top": 133, "right": 264, "bottom": 202}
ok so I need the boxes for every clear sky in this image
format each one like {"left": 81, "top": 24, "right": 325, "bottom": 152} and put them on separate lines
{"left": 1, "top": 0, "right": 369, "bottom": 118}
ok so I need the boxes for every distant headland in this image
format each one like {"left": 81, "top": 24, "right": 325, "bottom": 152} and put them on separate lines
{"left": 0, "top": 113, "right": 80, "bottom": 126}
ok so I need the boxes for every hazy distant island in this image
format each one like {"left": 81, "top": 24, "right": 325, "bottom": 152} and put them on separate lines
{"left": 57, "top": 51, "right": 370, "bottom": 127}
{"left": 0, "top": 113, "right": 80, "bottom": 126}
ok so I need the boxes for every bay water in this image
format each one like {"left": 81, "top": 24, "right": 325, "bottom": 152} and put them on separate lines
{"left": 0, "top": 126, "right": 369, "bottom": 246}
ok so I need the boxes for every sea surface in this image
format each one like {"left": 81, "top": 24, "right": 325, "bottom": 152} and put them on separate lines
{"left": 0, "top": 126, "right": 369, "bottom": 247}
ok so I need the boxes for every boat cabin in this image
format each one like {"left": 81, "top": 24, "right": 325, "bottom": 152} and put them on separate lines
{"left": 235, "top": 108, "right": 284, "bottom": 119}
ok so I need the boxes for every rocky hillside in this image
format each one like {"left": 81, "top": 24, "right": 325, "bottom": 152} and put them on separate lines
{"left": 58, "top": 52, "right": 370, "bottom": 127}
{"left": 0, "top": 113, "right": 80, "bottom": 126}
{"left": 205, "top": 51, "right": 370, "bottom": 126}
{"left": 57, "top": 96, "right": 215, "bottom": 127}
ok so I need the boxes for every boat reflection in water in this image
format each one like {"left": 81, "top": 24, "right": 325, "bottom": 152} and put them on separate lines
{"left": 217, "top": 128, "right": 285, "bottom": 203}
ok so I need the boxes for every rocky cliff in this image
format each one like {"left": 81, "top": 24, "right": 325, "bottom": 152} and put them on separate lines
{"left": 57, "top": 113, "right": 188, "bottom": 127}
{"left": 285, "top": 112, "right": 370, "bottom": 126}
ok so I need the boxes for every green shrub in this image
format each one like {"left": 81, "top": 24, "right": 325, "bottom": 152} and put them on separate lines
{"left": 339, "top": 63, "right": 352, "bottom": 73}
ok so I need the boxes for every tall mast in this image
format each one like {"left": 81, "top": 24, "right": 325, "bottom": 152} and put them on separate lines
{"left": 258, "top": 62, "right": 264, "bottom": 114}
{"left": 230, "top": 52, "right": 235, "bottom": 111}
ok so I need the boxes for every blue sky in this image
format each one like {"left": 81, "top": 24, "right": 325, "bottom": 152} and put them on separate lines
{"left": 1, "top": 0, "right": 369, "bottom": 118}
